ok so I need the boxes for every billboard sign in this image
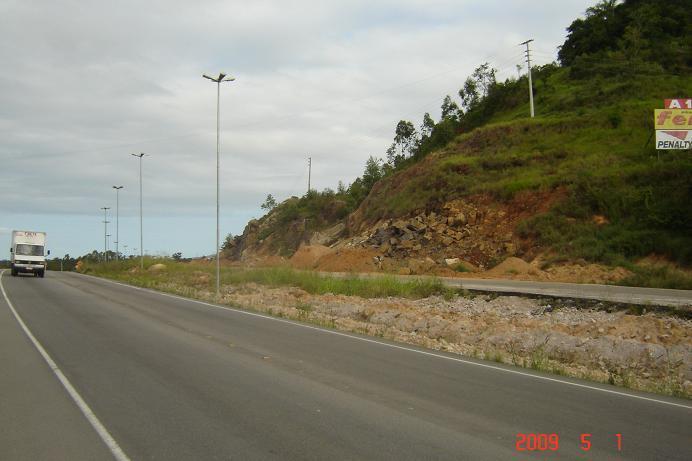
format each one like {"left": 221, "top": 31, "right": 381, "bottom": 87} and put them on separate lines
{"left": 655, "top": 100, "right": 691, "bottom": 150}
{"left": 664, "top": 99, "right": 692, "bottom": 109}
{"left": 654, "top": 109, "right": 692, "bottom": 130}
{"left": 656, "top": 130, "right": 692, "bottom": 150}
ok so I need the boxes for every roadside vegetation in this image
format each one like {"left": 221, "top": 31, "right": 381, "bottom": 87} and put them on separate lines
{"left": 78, "top": 258, "right": 455, "bottom": 300}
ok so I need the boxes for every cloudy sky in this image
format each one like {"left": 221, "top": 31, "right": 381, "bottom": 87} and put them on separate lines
{"left": 0, "top": 0, "right": 594, "bottom": 259}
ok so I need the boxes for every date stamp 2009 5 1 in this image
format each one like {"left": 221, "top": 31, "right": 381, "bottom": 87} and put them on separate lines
{"left": 515, "top": 433, "right": 622, "bottom": 452}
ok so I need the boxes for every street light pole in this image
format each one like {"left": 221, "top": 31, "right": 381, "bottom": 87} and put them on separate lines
{"left": 203, "top": 72, "right": 235, "bottom": 299}
{"left": 101, "top": 207, "right": 110, "bottom": 262}
{"left": 112, "top": 185, "right": 123, "bottom": 261}
{"left": 131, "top": 153, "right": 146, "bottom": 270}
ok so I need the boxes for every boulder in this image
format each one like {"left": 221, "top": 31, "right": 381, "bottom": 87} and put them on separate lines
{"left": 408, "top": 258, "right": 435, "bottom": 274}
{"left": 148, "top": 263, "right": 167, "bottom": 272}
{"left": 392, "top": 220, "right": 409, "bottom": 231}
{"left": 448, "top": 213, "right": 467, "bottom": 228}
{"left": 309, "top": 222, "right": 346, "bottom": 246}
{"left": 407, "top": 220, "right": 426, "bottom": 233}
{"left": 399, "top": 240, "right": 414, "bottom": 249}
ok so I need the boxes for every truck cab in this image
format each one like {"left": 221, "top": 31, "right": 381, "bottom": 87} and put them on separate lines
{"left": 10, "top": 230, "right": 49, "bottom": 277}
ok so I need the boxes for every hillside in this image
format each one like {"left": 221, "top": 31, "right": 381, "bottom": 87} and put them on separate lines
{"left": 224, "top": 0, "right": 692, "bottom": 288}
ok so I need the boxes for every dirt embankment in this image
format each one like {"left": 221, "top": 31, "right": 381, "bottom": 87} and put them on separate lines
{"left": 213, "top": 283, "right": 691, "bottom": 398}
{"left": 227, "top": 190, "right": 640, "bottom": 285}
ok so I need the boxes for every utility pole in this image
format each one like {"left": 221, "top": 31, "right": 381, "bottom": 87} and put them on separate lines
{"left": 112, "top": 185, "right": 123, "bottom": 261}
{"left": 101, "top": 207, "right": 110, "bottom": 263}
{"left": 520, "top": 39, "right": 535, "bottom": 118}
{"left": 307, "top": 157, "right": 311, "bottom": 194}
{"left": 203, "top": 72, "right": 235, "bottom": 300}
{"left": 131, "top": 153, "right": 146, "bottom": 270}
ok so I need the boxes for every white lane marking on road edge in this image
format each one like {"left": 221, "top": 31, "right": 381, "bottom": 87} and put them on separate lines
{"left": 0, "top": 271, "right": 131, "bottom": 461}
{"left": 74, "top": 272, "right": 692, "bottom": 411}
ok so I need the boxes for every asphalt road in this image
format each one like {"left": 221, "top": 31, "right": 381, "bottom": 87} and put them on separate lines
{"left": 1, "top": 270, "right": 690, "bottom": 460}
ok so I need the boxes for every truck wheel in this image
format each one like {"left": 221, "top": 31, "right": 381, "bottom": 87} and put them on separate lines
{"left": 11, "top": 268, "right": 17, "bottom": 276}
{"left": 38, "top": 270, "right": 45, "bottom": 278}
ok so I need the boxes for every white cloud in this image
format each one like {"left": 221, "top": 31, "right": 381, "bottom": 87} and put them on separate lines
{"left": 0, "top": 0, "right": 595, "bottom": 255}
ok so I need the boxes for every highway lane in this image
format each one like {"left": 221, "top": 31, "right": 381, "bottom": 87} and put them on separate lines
{"left": 1, "top": 270, "right": 690, "bottom": 460}
{"left": 0, "top": 274, "right": 115, "bottom": 460}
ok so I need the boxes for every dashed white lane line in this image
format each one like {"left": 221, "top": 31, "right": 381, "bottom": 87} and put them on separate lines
{"left": 75, "top": 272, "right": 692, "bottom": 411}
{"left": 0, "top": 270, "right": 131, "bottom": 461}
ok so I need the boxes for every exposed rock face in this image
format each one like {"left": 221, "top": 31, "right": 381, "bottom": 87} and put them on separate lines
{"left": 340, "top": 198, "right": 523, "bottom": 269}
{"left": 309, "top": 222, "right": 346, "bottom": 247}
{"left": 223, "top": 189, "right": 632, "bottom": 283}
{"left": 223, "top": 198, "right": 307, "bottom": 261}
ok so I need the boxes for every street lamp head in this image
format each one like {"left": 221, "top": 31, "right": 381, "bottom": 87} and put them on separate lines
{"left": 203, "top": 73, "right": 235, "bottom": 83}
{"left": 113, "top": 185, "right": 124, "bottom": 190}
{"left": 131, "top": 152, "right": 146, "bottom": 158}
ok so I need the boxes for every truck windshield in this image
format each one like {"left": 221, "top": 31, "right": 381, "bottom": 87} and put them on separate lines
{"left": 16, "top": 244, "right": 44, "bottom": 256}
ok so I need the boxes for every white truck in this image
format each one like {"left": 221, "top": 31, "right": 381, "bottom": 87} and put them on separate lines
{"left": 10, "top": 230, "right": 49, "bottom": 277}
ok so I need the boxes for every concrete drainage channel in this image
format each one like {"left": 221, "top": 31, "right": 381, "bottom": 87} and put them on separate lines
{"left": 321, "top": 271, "right": 692, "bottom": 309}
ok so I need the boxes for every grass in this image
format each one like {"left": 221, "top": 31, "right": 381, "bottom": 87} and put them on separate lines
{"left": 617, "top": 264, "right": 692, "bottom": 290}
{"left": 80, "top": 259, "right": 456, "bottom": 300}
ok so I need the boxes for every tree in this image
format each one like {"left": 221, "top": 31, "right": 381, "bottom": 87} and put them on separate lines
{"left": 557, "top": 0, "right": 690, "bottom": 74}
{"left": 221, "top": 233, "right": 236, "bottom": 250}
{"left": 394, "top": 120, "right": 416, "bottom": 153}
{"left": 261, "top": 194, "right": 277, "bottom": 211}
{"left": 458, "top": 78, "right": 479, "bottom": 111}
{"left": 346, "top": 177, "right": 367, "bottom": 208}
{"left": 440, "top": 95, "right": 460, "bottom": 121}
{"left": 420, "top": 112, "right": 435, "bottom": 138}
{"left": 386, "top": 144, "right": 401, "bottom": 167}
{"left": 386, "top": 120, "right": 418, "bottom": 168}
{"left": 459, "top": 62, "right": 497, "bottom": 111}
{"left": 172, "top": 252, "right": 182, "bottom": 261}
{"left": 362, "top": 156, "right": 383, "bottom": 192}
{"left": 558, "top": 0, "right": 623, "bottom": 66}
{"left": 472, "top": 62, "right": 497, "bottom": 97}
